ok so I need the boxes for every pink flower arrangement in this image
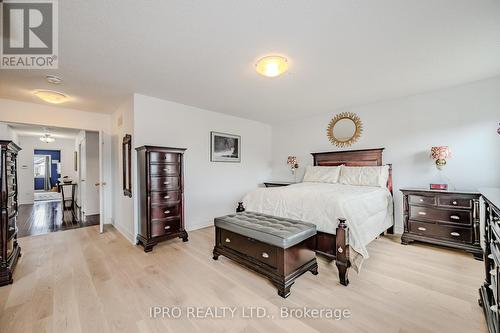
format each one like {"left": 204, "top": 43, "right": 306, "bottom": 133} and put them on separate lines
{"left": 430, "top": 146, "right": 451, "bottom": 160}
{"left": 287, "top": 156, "right": 298, "bottom": 167}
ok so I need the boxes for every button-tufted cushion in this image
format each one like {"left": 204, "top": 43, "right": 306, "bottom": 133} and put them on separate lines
{"left": 214, "top": 211, "right": 316, "bottom": 249}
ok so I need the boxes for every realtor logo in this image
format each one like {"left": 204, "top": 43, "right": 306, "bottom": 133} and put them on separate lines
{"left": 1, "top": 0, "right": 58, "bottom": 69}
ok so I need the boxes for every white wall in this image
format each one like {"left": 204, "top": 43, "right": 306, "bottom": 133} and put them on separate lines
{"left": 271, "top": 76, "right": 500, "bottom": 233}
{"left": 16, "top": 135, "right": 79, "bottom": 204}
{"left": 0, "top": 98, "right": 113, "bottom": 224}
{"left": 0, "top": 123, "right": 19, "bottom": 144}
{"left": 111, "top": 97, "right": 135, "bottom": 241}
{"left": 133, "top": 94, "right": 272, "bottom": 233}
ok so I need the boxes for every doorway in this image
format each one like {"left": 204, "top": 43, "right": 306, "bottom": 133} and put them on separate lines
{"left": 0, "top": 122, "right": 104, "bottom": 237}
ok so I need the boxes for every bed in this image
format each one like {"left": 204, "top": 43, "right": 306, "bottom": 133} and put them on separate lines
{"left": 240, "top": 148, "right": 394, "bottom": 286}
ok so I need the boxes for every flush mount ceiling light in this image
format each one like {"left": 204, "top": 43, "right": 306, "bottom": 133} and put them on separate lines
{"left": 33, "top": 90, "right": 68, "bottom": 104}
{"left": 40, "top": 133, "right": 55, "bottom": 143}
{"left": 255, "top": 55, "right": 289, "bottom": 78}
{"left": 46, "top": 75, "right": 62, "bottom": 84}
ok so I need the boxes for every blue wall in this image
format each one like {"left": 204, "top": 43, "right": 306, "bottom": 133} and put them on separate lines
{"left": 34, "top": 149, "right": 61, "bottom": 190}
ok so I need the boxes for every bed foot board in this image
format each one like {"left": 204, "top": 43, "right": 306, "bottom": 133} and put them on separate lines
{"left": 335, "top": 218, "right": 351, "bottom": 286}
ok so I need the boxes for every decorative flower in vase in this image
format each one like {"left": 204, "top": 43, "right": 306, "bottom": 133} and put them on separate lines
{"left": 287, "top": 156, "right": 299, "bottom": 175}
{"left": 430, "top": 146, "right": 451, "bottom": 170}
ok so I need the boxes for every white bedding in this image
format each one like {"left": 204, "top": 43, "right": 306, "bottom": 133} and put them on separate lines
{"left": 242, "top": 182, "right": 394, "bottom": 272}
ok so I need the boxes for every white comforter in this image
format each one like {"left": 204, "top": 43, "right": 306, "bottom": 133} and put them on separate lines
{"left": 242, "top": 182, "right": 394, "bottom": 272}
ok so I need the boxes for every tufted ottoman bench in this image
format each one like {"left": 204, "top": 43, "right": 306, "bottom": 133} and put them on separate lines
{"left": 212, "top": 211, "right": 318, "bottom": 298}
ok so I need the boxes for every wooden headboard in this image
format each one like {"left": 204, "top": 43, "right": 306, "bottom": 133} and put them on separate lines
{"left": 310, "top": 148, "right": 393, "bottom": 194}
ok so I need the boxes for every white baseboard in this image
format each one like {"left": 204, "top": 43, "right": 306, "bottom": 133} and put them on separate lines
{"left": 112, "top": 222, "right": 135, "bottom": 244}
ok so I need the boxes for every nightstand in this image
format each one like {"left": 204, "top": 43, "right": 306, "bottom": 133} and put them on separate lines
{"left": 400, "top": 188, "right": 482, "bottom": 260}
{"left": 263, "top": 182, "right": 294, "bottom": 188}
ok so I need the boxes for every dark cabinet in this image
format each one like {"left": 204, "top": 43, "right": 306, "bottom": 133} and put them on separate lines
{"left": 136, "top": 146, "right": 188, "bottom": 252}
{"left": 479, "top": 188, "right": 500, "bottom": 333}
{"left": 401, "top": 188, "right": 482, "bottom": 259}
{"left": 0, "top": 141, "right": 21, "bottom": 286}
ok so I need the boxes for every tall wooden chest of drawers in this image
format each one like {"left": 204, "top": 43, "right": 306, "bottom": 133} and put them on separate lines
{"left": 0, "top": 141, "right": 21, "bottom": 286}
{"left": 136, "top": 146, "right": 188, "bottom": 252}
{"left": 401, "top": 188, "right": 482, "bottom": 259}
{"left": 479, "top": 188, "right": 500, "bottom": 333}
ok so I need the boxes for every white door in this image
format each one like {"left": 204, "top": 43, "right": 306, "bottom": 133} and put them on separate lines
{"left": 78, "top": 138, "right": 86, "bottom": 217}
{"left": 98, "top": 130, "right": 104, "bottom": 233}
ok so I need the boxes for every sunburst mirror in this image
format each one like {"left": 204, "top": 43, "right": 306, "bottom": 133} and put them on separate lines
{"left": 327, "top": 112, "right": 363, "bottom": 148}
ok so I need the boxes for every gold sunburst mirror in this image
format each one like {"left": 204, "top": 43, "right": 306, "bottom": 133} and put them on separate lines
{"left": 327, "top": 112, "right": 363, "bottom": 148}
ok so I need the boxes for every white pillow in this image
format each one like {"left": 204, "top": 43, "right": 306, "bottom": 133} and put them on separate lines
{"left": 339, "top": 165, "right": 390, "bottom": 188}
{"left": 303, "top": 166, "right": 341, "bottom": 183}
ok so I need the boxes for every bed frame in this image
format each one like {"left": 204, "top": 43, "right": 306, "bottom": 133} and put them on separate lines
{"left": 311, "top": 148, "right": 393, "bottom": 286}
{"left": 237, "top": 148, "right": 394, "bottom": 286}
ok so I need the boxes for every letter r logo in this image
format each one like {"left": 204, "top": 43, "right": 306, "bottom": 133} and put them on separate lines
{"left": 2, "top": 2, "right": 53, "bottom": 54}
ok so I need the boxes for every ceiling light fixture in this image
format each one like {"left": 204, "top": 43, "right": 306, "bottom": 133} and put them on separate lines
{"left": 33, "top": 90, "right": 68, "bottom": 104}
{"left": 255, "top": 55, "right": 289, "bottom": 78}
{"left": 46, "top": 75, "right": 62, "bottom": 84}
{"left": 40, "top": 133, "right": 55, "bottom": 143}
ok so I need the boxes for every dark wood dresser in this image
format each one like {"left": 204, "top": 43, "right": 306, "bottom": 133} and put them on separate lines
{"left": 480, "top": 188, "right": 500, "bottom": 333}
{"left": 401, "top": 188, "right": 482, "bottom": 259}
{"left": 136, "top": 146, "right": 188, "bottom": 252}
{"left": 0, "top": 141, "right": 21, "bottom": 286}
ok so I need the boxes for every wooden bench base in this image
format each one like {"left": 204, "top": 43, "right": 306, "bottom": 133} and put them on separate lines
{"left": 212, "top": 227, "right": 318, "bottom": 298}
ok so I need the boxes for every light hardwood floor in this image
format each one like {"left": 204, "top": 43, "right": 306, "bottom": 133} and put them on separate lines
{"left": 0, "top": 225, "right": 487, "bottom": 333}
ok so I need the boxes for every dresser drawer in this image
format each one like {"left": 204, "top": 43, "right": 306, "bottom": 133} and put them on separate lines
{"left": 409, "top": 205, "right": 472, "bottom": 225}
{"left": 149, "top": 152, "right": 180, "bottom": 164}
{"left": 409, "top": 195, "right": 436, "bottom": 206}
{"left": 438, "top": 196, "right": 472, "bottom": 209}
{"left": 151, "top": 218, "right": 180, "bottom": 237}
{"left": 220, "top": 229, "right": 277, "bottom": 269}
{"left": 408, "top": 221, "right": 472, "bottom": 243}
{"left": 150, "top": 176, "right": 180, "bottom": 191}
{"left": 151, "top": 204, "right": 180, "bottom": 221}
{"left": 150, "top": 163, "right": 180, "bottom": 176}
{"left": 150, "top": 191, "right": 180, "bottom": 205}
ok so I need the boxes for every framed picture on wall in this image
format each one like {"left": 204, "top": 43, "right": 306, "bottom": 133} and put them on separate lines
{"left": 210, "top": 131, "right": 241, "bottom": 162}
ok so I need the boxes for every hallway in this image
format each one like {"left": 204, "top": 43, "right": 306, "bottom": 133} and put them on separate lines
{"left": 17, "top": 201, "right": 99, "bottom": 238}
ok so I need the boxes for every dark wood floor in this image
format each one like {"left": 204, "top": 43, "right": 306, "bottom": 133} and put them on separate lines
{"left": 17, "top": 201, "right": 99, "bottom": 238}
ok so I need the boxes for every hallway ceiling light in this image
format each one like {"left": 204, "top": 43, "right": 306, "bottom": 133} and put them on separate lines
{"left": 33, "top": 90, "right": 68, "bottom": 104}
{"left": 40, "top": 134, "right": 55, "bottom": 143}
{"left": 255, "top": 55, "right": 289, "bottom": 78}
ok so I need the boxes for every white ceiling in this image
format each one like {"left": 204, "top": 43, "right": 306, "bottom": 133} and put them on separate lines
{"left": 1, "top": 0, "right": 499, "bottom": 123}
{"left": 4, "top": 122, "right": 81, "bottom": 139}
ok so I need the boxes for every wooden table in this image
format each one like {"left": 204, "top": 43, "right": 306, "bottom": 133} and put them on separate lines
{"left": 58, "top": 182, "right": 77, "bottom": 221}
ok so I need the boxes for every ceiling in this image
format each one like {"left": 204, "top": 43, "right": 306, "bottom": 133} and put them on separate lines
{"left": 1, "top": 0, "right": 499, "bottom": 123}
{"left": 3, "top": 122, "right": 81, "bottom": 139}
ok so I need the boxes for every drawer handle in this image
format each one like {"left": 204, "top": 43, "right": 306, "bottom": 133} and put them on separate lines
{"left": 164, "top": 195, "right": 170, "bottom": 199}
{"left": 262, "top": 252, "right": 269, "bottom": 258}
{"left": 164, "top": 225, "right": 171, "bottom": 230}
{"left": 418, "top": 212, "right": 427, "bottom": 216}
{"left": 452, "top": 201, "right": 458, "bottom": 205}
{"left": 419, "top": 199, "right": 424, "bottom": 202}
{"left": 450, "top": 232, "right": 460, "bottom": 237}
{"left": 450, "top": 215, "right": 460, "bottom": 220}
{"left": 417, "top": 227, "right": 427, "bottom": 231}
{"left": 164, "top": 181, "right": 170, "bottom": 185}
{"left": 164, "top": 210, "right": 170, "bottom": 214}
{"left": 163, "top": 168, "right": 168, "bottom": 172}
{"left": 225, "top": 238, "right": 231, "bottom": 243}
